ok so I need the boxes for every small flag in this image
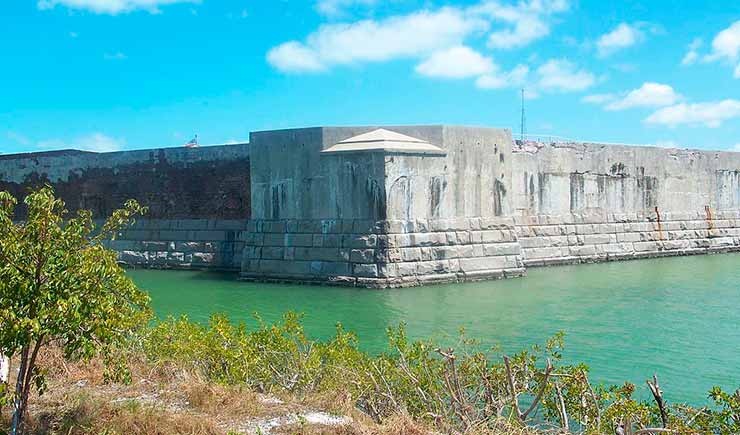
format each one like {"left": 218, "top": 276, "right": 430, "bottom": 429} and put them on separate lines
{"left": 184, "top": 134, "right": 199, "bottom": 148}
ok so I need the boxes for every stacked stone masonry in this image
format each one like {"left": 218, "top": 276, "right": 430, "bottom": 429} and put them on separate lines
{"left": 106, "top": 219, "right": 249, "bottom": 271}
{"left": 515, "top": 210, "right": 740, "bottom": 266}
{"left": 240, "top": 218, "right": 525, "bottom": 288}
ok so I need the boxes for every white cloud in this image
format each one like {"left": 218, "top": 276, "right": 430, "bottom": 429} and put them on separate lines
{"left": 472, "top": 0, "right": 569, "bottom": 49}
{"left": 581, "top": 93, "right": 617, "bottom": 104}
{"left": 703, "top": 21, "right": 740, "bottom": 78}
{"left": 37, "top": 133, "right": 124, "bottom": 152}
{"left": 267, "top": 42, "right": 326, "bottom": 73}
{"left": 645, "top": 100, "right": 740, "bottom": 128}
{"left": 475, "top": 64, "right": 528, "bottom": 89}
{"left": 316, "top": 0, "right": 376, "bottom": 17}
{"left": 596, "top": 23, "right": 644, "bottom": 57}
{"left": 535, "top": 59, "right": 595, "bottom": 92}
{"left": 267, "top": 7, "right": 487, "bottom": 73}
{"left": 475, "top": 58, "right": 593, "bottom": 95}
{"left": 38, "top": 0, "right": 199, "bottom": 15}
{"left": 705, "top": 21, "right": 740, "bottom": 62}
{"left": 268, "top": 1, "right": 571, "bottom": 74}
{"left": 104, "top": 52, "right": 127, "bottom": 60}
{"left": 681, "top": 38, "right": 702, "bottom": 66}
{"left": 416, "top": 46, "right": 494, "bottom": 79}
{"left": 734, "top": 143, "right": 740, "bottom": 151}
{"left": 605, "top": 82, "right": 682, "bottom": 111}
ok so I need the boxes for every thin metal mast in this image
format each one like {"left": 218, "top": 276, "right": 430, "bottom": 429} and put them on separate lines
{"left": 520, "top": 88, "right": 526, "bottom": 142}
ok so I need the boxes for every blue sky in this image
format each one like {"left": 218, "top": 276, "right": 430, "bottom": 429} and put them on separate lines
{"left": 2, "top": 0, "right": 740, "bottom": 154}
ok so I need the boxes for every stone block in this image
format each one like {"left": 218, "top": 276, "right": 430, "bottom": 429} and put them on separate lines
{"left": 285, "top": 233, "right": 313, "bottom": 247}
{"left": 350, "top": 249, "right": 375, "bottom": 263}
{"left": 261, "top": 246, "right": 284, "bottom": 260}
{"left": 401, "top": 247, "right": 423, "bottom": 262}
{"left": 483, "top": 242, "right": 520, "bottom": 256}
{"left": 294, "top": 247, "right": 341, "bottom": 262}
{"left": 353, "top": 263, "right": 379, "bottom": 277}
{"left": 263, "top": 233, "right": 285, "bottom": 247}
{"left": 633, "top": 241, "right": 659, "bottom": 252}
{"left": 347, "top": 234, "right": 378, "bottom": 248}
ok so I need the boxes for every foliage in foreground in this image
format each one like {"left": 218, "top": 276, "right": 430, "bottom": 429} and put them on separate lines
{"left": 0, "top": 187, "right": 151, "bottom": 434}
{"left": 140, "top": 313, "right": 740, "bottom": 435}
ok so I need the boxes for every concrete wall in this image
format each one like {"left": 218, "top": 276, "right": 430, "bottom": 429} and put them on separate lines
{"left": 511, "top": 142, "right": 740, "bottom": 266}
{"left": 384, "top": 126, "right": 511, "bottom": 220}
{"left": 242, "top": 126, "right": 523, "bottom": 286}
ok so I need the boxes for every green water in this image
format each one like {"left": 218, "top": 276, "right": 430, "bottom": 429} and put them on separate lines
{"left": 129, "top": 253, "right": 740, "bottom": 404}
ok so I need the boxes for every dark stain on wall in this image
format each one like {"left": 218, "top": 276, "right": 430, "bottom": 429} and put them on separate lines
{"left": 537, "top": 173, "right": 548, "bottom": 212}
{"left": 636, "top": 166, "right": 659, "bottom": 209}
{"left": 429, "top": 176, "right": 446, "bottom": 219}
{"left": 366, "top": 179, "right": 387, "bottom": 220}
{"left": 493, "top": 178, "right": 507, "bottom": 216}
{"left": 569, "top": 173, "right": 585, "bottom": 211}
{"left": 0, "top": 153, "right": 251, "bottom": 220}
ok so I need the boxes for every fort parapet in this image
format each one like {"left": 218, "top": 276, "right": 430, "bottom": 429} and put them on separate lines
{"left": 2, "top": 125, "right": 739, "bottom": 287}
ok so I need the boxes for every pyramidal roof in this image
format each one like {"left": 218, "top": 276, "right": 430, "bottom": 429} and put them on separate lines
{"left": 321, "top": 128, "right": 446, "bottom": 155}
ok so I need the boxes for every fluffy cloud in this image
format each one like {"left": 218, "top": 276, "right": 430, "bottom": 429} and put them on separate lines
{"left": 267, "top": 42, "right": 326, "bottom": 73}
{"left": 475, "top": 58, "right": 594, "bottom": 94}
{"left": 535, "top": 59, "right": 595, "bottom": 92}
{"left": 583, "top": 83, "right": 681, "bottom": 111}
{"left": 37, "top": 133, "right": 124, "bottom": 152}
{"left": 681, "top": 38, "right": 702, "bottom": 66}
{"left": 267, "top": 7, "right": 487, "bottom": 73}
{"left": 268, "top": 1, "right": 571, "bottom": 74}
{"left": 706, "top": 21, "right": 740, "bottom": 62}
{"left": 416, "top": 46, "right": 494, "bottom": 78}
{"left": 474, "top": 0, "right": 569, "bottom": 49}
{"left": 605, "top": 82, "right": 682, "bottom": 110}
{"left": 316, "top": 0, "right": 376, "bottom": 17}
{"left": 596, "top": 23, "right": 645, "bottom": 56}
{"left": 37, "top": 0, "right": 198, "bottom": 14}
{"left": 703, "top": 21, "right": 740, "bottom": 78}
{"left": 475, "top": 64, "right": 528, "bottom": 89}
{"left": 734, "top": 143, "right": 740, "bottom": 151}
{"left": 645, "top": 100, "right": 740, "bottom": 128}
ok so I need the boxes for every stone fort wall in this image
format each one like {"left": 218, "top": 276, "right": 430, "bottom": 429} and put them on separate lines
{"left": 1, "top": 126, "right": 739, "bottom": 286}
{"left": 511, "top": 142, "right": 740, "bottom": 266}
{"left": 0, "top": 145, "right": 251, "bottom": 270}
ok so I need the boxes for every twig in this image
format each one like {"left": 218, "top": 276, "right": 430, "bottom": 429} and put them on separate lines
{"left": 647, "top": 374, "right": 668, "bottom": 428}
{"left": 520, "top": 358, "right": 553, "bottom": 421}
{"left": 503, "top": 355, "right": 522, "bottom": 420}
{"left": 554, "top": 380, "right": 569, "bottom": 431}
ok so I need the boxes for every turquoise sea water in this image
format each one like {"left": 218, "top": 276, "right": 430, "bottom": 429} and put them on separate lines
{"left": 129, "top": 253, "right": 740, "bottom": 404}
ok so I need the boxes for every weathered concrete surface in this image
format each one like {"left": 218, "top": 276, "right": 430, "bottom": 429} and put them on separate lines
{"left": 243, "top": 126, "right": 521, "bottom": 286}
{"left": 0, "top": 144, "right": 251, "bottom": 270}
{"left": 511, "top": 142, "right": 740, "bottom": 266}
{"left": 0, "top": 144, "right": 250, "bottom": 219}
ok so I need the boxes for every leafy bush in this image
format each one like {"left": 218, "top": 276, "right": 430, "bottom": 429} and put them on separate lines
{"left": 140, "top": 314, "right": 740, "bottom": 434}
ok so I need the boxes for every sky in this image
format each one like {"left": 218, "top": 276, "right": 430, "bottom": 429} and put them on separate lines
{"left": 2, "top": 0, "right": 740, "bottom": 154}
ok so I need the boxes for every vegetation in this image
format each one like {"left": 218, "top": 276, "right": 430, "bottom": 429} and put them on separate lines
{"left": 0, "top": 187, "right": 738, "bottom": 434}
{"left": 0, "top": 187, "right": 151, "bottom": 434}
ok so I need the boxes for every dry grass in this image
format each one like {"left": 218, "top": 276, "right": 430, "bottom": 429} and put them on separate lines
{"left": 0, "top": 348, "right": 563, "bottom": 435}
